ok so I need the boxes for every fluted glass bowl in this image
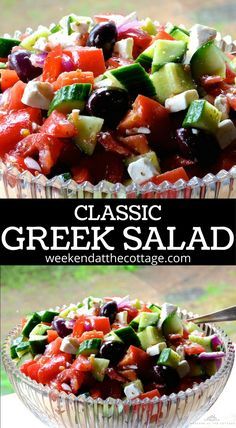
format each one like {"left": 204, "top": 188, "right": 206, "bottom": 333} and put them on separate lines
{"left": 2, "top": 309, "right": 235, "bottom": 428}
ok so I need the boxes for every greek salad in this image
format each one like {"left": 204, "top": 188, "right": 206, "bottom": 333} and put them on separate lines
{"left": 11, "top": 297, "right": 225, "bottom": 399}
{"left": 0, "top": 12, "right": 236, "bottom": 186}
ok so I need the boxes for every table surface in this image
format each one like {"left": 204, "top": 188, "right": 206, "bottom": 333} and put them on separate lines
{"left": 1, "top": 357, "right": 236, "bottom": 428}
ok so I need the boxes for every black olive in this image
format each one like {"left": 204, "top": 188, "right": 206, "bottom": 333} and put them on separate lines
{"left": 100, "top": 300, "right": 118, "bottom": 324}
{"left": 86, "top": 87, "right": 130, "bottom": 128}
{"left": 100, "top": 341, "right": 126, "bottom": 364}
{"left": 153, "top": 365, "right": 180, "bottom": 388}
{"left": 52, "top": 318, "right": 73, "bottom": 338}
{"left": 8, "top": 50, "right": 42, "bottom": 83}
{"left": 87, "top": 21, "right": 117, "bottom": 60}
{"left": 175, "top": 128, "right": 196, "bottom": 159}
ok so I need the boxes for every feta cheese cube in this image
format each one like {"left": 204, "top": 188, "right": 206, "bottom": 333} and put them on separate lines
{"left": 124, "top": 380, "right": 143, "bottom": 399}
{"left": 216, "top": 119, "right": 236, "bottom": 149}
{"left": 114, "top": 38, "right": 134, "bottom": 59}
{"left": 176, "top": 360, "right": 190, "bottom": 378}
{"left": 214, "top": 95, "right": 230, "bottom": 120}
{"left": 128, "top": 157, "right": 158, "bottom": 184}
{"left": 165, "top": 89, "right": 199, "bottom": 112}
{"left": 48, "top": 31, "right": 81, "bottom": 49}
{"left": 116, "top": 311, "right": 128, "bottom": 325}
{"left": 185, "top": 24, "right": 217, "bottom": 63}
{"left": 60, "top": 337, "right": 80, "bottom": 354}
{"left": 146, "top": 342, "right": 167, "bottom": 356}
{"left": 22, "top": 81, "right": 54, "bottom": 110}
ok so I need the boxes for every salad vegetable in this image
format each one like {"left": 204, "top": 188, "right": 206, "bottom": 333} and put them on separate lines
{"left": 0, "top": 13, "right": 236, "bottom": 186}
{"left": 11, "top": 297, "right": 225, "bottom": 399}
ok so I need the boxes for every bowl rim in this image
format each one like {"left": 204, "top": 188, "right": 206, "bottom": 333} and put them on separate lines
{"left": 1, "top": 159, "right": 236, "bottom": 196}
{"left": 2, "top": 307, "right": 235, "bottom": 406}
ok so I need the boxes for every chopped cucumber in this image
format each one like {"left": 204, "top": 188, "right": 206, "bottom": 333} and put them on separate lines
{"left": 59, "top": 304, "right": 77, "bottom": 318}
{"left": 202, "top": 360, "right": 217, "bottom": 377}
{"left": 152, "top": 39, "right": 187, "bottom": 72}
{"left": 50, "top": 24, "right": 62, "bottom": 34}
{"left": 188, "top": 334, "right": 212, "bottom": 352}
{"left": 138, "top": 312, "right": 159, "bottom": 332}
{"left": 185, "top": 321, "right": 203, "bottom": 334}
{"left": 188, "top": 360, "right": 205, "bottom": 377}
{"left": 138, "top": 326, "right": 164, "bottom": 350}
{"left": 91, "top": 358, "right": 110, "bottom": 382}
{"left": 141, "top": 18, "right": 157, "bottom": 36}
{"left": 115, "top": 326, "right": 141, "bottom": 347}
{"left": 108, "top": 63, "right": 156, "bottom": 98}
{"left": 183, "top": 99, "right": 221, "bottom": 134}
{"left": 104, "top": 331, "right": 123, "bottom": 343}
{"left": 151, "top": 63, "right": 196, "bottom": 104}
{"left": 190, "top": 41, "right": 226, "bottom": 80}
{"left": 148, "top": 303, "right": 161, "bottom": 313}
{"left": 48, "top": 83, "right": 92, "bottom": 115}
{"left": 22, "top": 312, "right": 41, "bottom": 338}
{"left": 16, "top": 341, "right": 31, "bottom": 358}
{"left": 30, "top": 323, "right": 51, "bottom": 336}
{"left": 40, "top": 310, "right": 59, "bottom": 323}
{"left": 16, "top": 352, "right": 33, "bottom": 368}
{"left": 136, "top": 43, "right": 156, "bottom": 69}
{"left": 20, "top": 26, "right": 51, "bottom": 50}
{"left": 29, "top": 335, "right": 48, "bottom": 355}
{"left": 157, "top": 348, "right": 181, "bottom": 369}
{"left": 129, "top": 314, "right": 141, "bottom": 330}
{"left": 170, "top": 27, "right": 190, "bottom": 43}
{"left": 0, "top": 62, "right": 7, "bottom": 69}
{"left": 69, "top": 112, "right": 104, "bottom": 155}
{"left": 0, "top": 37, "right": 20, "bottom": 57}
{"left": 10, "top": 336, "right": 23, "bottom": 359}
{"left": 162, "top": 312, "right": 184, "bottom": 337}
{"left": 78, "top": 338, "right": 102, "bottom": 356}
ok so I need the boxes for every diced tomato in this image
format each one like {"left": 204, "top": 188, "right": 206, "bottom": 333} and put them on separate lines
{"left": 21, "top": 317, "right": 27, "bottom": 328}
{"left": 225, "top": 63, "right": 236, "bottom": 84}
{"left": 64, "top": 47, "right": 106, "bottom": 77}
{"left": 27, "top": 362, "right": 41, "bottom": 382}
{"left": 72, "top": 355, "right": 93, "bottom": 372}
{"left": 213, "top": 147, "right": 236, "bottom": 172}
{"left": 40, "top": 111, "right": 77, "bottom": 138}
{"left": 25, "top": 107, "right": 42, "bottom": 125}
{"left": 201, "top": 75, "right": 224, "bottom": 87}
{"left": 55, "top": 368, "right": 85, "bottom": 394}
{"left": 0, "top": 109, "right": 37, "bottom": 157}
{"left": 101, "top": 379, "right": 123, "bottom": 399}
{"left": 90, "top": 386, "right": 102, "bottom": 399}
{"left": 0, "top": 69, "right": 19, "bottom": 92}
{"left": 119, "top": 134, "right": 150, "bottom": 155}
{"left": 44, "top": 337, "right": 72, "bottom": 362}
{"left": 118, "top": 95, "right": 171, "bottom": 144}
{"left": 183, "top": 328, "right": 190, "bottom": 340}
{"left": 71, "top": 166, "right": 92, "bottom": 184}
{"left": 99, "top": 132, "right": 132, "bottom": 157}
{"left": 5, "top": 81, "right": 26, "bottom": 111}
{"left": 118, "top": 29, "right": 152, "bottom": 59}
{"left": 151, "top": 30, "right": 175, "bottom": 43}
{"left": 226, "top": 93, "right": 236, "bottom": 110}
{"left": 120, "top": 369, "right": 137, "bottom": 382}
{"left": 47, "top": 329, "right": 59, "bottom": 343}
{"left": 77, "top": 151, "right": 125, "bottom": 184}
{"left": 139, "top": 389, "right": 161, "bottom": 399}
{"left": 106, "top": 368, "right": 126, "bottom": 382}
{"left": 118, "top": 345, "right": 151, "bottom": 369}
{"left": 150, "top": 167, "right": 189, "bottom": 185}
{"left": 94, "top": 13, "right": 124, "bottom": 23}
{"left": 38, "top": 355, "right": 67, "bottom": 384}
{"left": 72, "top": 316, "right": 86, "bottom": 337}
{"left": 184, "top": 343, "right": 206, "bottom": 355}
{"left": 53, "top": 70, "right": 94, "bottom": 91}
{"left": 20, "top": 360, "right": 37, "bottom": 376}
{"left": 78, "top": 330, "right": 104, "bottom": 344}
{"left": 8, "top": 133, "right": 65, "bottom": 175}
{"left": 42, "top": 46, "right": 63, "bottom": 83}
{"left": 90, "top": 316, "right": 111, "bottom": 334}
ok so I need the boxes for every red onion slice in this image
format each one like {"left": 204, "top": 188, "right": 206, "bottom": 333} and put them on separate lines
{"left": 30, "top": 52, "right": 48, "bottom": 68}
{"left": 198, "top": 351, "right": 225, "bottom": 360}
{"left": 61, "top": 54, "right": 75, "bottom": 72}
{"left": 211, "top": 334, "right": 223, "bottom": 351}
{"left": 24, "top": 157, "right": 41, "bottom": 172}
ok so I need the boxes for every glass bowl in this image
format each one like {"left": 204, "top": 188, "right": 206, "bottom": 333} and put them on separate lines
{"left": 2, "top": 309, "right": 235, "bottom": 428}
{"left": 0, "top": 34, "right": 235, "bottom": 199}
